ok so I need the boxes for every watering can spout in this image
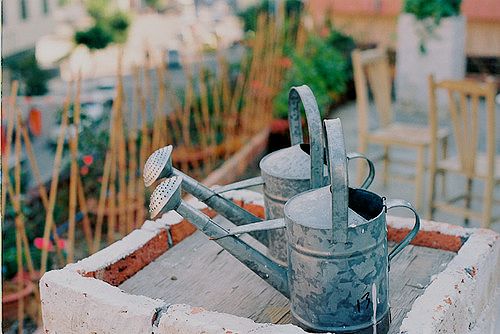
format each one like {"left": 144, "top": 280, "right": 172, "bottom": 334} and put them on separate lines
{"left": 149, "top": 176, "right": 290, "bottom": 297}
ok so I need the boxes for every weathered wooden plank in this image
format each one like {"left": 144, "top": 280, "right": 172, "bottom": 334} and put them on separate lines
{"left": 120, "top": 226, "right": 290, "bottom": 324}
{"left": 120, "top": 225, "right": 455, "bottom": 333}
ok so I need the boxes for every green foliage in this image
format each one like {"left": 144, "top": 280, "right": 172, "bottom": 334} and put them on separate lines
{"left": 74, "top": 23, "right": 114, "bottom": 50}
{"left": 238, "top": 0, "right": 303, "bottom": 32}
{"left": 74, "top": 1, "right": 131, "bottom": 50}
{"left": 7, "top": 53, "right": 49, "bottom": 96}
{"left": 403, "top": 0, "right": 462, "bottom": 22}
{"left": 273, "top": 30, "right": 354, "bottom": 119}
{"left": 108, "top": 11, "right": 131, "bottom": 44}
{"left": 403, "top": 0, "right": 461, "bottom": 53}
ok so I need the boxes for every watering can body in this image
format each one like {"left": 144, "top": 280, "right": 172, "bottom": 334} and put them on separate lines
{"left": 285, "top": 186, "right": 390, "bottom": 332}
{"left": 282, "top": 119, "right": 419, "bottom": 333}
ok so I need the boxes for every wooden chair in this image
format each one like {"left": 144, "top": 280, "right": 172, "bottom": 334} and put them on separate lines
{"left": 427, "top": 75, "right": 498, "bottom": 227}
{"left": 352, "top": 48, "right": 449, "bottom": 211}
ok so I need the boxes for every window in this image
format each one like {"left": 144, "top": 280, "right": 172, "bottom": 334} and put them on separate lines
{"left": 43, "top": 0, "right": 50, "bottom": 15}
{"left": 2, "top": 1, "right": 5, "bottom": 25}
{"left": 20, "top": 0, "right": 28, "bottom": 20}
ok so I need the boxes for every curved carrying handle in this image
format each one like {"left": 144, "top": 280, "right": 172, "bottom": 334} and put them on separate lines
{"left": 324, "top": 119, "right": 349, "bottom": 243}
{"left": 347, "top": 152, "right": 375, "bottom": 190}
{"left": 386, "top": 199, "right": 421, "bottom": 262}
{"left": 288, "top": 85, "right": 324, "bottom": 189}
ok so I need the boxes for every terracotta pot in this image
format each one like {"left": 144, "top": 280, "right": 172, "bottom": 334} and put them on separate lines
{"left": 2, "top": 278, "right": 34, "bottom": 321}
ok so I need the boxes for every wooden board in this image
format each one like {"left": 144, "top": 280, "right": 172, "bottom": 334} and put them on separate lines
{"left": 120, "top": 218, "right": 456, "bottom": 333}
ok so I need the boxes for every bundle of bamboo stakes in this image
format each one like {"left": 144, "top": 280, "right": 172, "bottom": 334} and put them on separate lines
{"left": 2, "top": 13, "right": 291, "bottom": 331}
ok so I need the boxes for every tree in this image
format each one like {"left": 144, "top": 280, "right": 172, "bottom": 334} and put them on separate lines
{"left": 74, "top": 1, "right": 131, "bottom": 50}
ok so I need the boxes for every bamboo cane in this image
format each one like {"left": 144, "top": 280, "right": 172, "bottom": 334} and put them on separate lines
{"left": 115, "top": 54, "right": 128, "bottom": 237}
{"left": 144, "top": 49, "right": 155, "bottom": 152}
{"left": 107, "top": 150, "right": 117, "bottom": 244}
{"left": 2, "top": 81, "right": 19, "bottom": 218}
{"left": 76, "top": 176, "right": 94, "bottom": 253}
{"left": 93, "top": 151, "right": 111, "bottom": 252}
{"left": 40, "top": 88, "right": 71, "bottom": 274}
{"left": 127, "top": 66, "right": 140, "bottom": 232}
{"left": 137, "top": 64, "right": 150, "bottom": 223}
{"left": 15, "top": 227, "right": 24, "bottom": 334}
{"left": 14, "top": 105, "right": 25, "bottom": 334}
{"left": 67, "top": 74, "right": 82, "bottom": 263}
{"left": 198, "top": 66, "right": 212, "bottom": 174}
{"left": 18, "top": 118, "right": 65, "bottom": 264}
{"left": 181, "top": 66, "right": 194, "bottom": 148}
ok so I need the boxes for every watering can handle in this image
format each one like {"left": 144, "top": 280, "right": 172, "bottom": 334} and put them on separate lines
{"left": 346, "top": 152, "right": 375, "bottom": 190}
{"left": 386, "top": 199, "right": 420, "bottom": 262}
{"left": 288, "top": 85, "right": 324, "bottom": 189}
{"left": 324, "top": 119, "right": 349, "bottom": 243}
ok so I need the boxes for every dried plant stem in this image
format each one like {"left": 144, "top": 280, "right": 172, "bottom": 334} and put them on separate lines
{"left": 76, "top": 176, "right": 93, "bottom": 253}
{"left": 67, "top": 74, "right": 82, "bottom": 263}
{"left": 127, "top": 66, "right": 140, "bottom": 232}
{"left": 115, "top": 60, "right": 128, "bottom": 237}
{"left": 2, "top": 81, "right": 19, "bottom": 218}
{"left": 15, "top": 228, "right": 24, "bottom": 333}
{"left": 138, "top": 65, "right": 150, "bottom": 223}
{"left": 107, "top": 151, "right": 117, "bottom": 244}
{"left": 40, "top": 89, "right": 71, "bottom": 274}
{"left": 93, "top": 152, "right": 111, "bottom": 252}
{"left": 18, "top": 119, "right": 65, "bottom": 264}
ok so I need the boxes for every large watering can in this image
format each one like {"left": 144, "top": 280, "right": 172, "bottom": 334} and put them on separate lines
{"left": 147, "top": 118, "right": 420, "bottom": 333}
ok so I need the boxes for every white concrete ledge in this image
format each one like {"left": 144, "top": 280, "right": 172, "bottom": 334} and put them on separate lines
{"left": 40, "top": 269, "right": 166, "bottom": 333}
{"left": 40, "top": 190, "right": 500, "bottom": 334}
{"left": 400, "top": 228, "right": 500, "bottom": 334}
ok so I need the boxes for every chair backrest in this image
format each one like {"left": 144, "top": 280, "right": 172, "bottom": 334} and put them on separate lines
{"left": 351, "top": 48, "right": 393, "bottom": 134}
{"left": 428, "top": 75, "right": 497, "bottom": 178}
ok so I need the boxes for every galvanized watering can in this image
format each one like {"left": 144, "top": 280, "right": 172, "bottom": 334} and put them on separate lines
{"left": 143, "top": 85, "right": 374, "bottom": 264}
{"left": 259, "top": 85, "right": 375, "bottom": 264}
{"left": 147, "top": 118, "right": 420, "bottom": 334}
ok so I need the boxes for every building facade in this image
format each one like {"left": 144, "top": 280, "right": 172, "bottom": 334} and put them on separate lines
{"left": 2, "top": 0, "right": 59, "bottom": 58}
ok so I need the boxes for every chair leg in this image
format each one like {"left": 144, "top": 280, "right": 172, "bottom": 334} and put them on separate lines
{"left": 464, "top": 177, "right": 473, "bottom": 226}
{"left": 440, "top": 137, "right": 448, "bottom": 197}
{"left": 415, "top": 146, "right": 425, "bottom": 212}
{"left": 357, "top": 136, "right": 368, "bottom": 186}
{"left": 427, "top": 165, "right": 437, "bottom": 220}
{"left": 383, "top": 145, "right": 390, "bottom": 188}
{"left": 482, "top": 179, "right": 494, "bottom": 228}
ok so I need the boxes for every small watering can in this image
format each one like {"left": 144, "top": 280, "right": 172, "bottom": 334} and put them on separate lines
{"left": 147, "top": 118, "right": 419, "bottom": 334}
{"left": 259, "top": 85, "right": 374, "bottom": 264}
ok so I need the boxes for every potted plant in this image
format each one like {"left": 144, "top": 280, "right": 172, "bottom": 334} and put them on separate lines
{"left": 395, "top": 0, "right": 465, "bottom": 109}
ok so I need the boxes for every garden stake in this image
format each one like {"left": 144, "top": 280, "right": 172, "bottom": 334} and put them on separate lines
{"left": 127, "top": 66, "right": 140, "bottom": 232}
{"left": 93, "top": 152, "right": 111, "bottom": 252}
{"left": 18, "top": 117, "right": 65, "bottom": 263}
{"left": 40, "top": 88, "right": 72, "bottom": 274}
{"left": 76, "top": 176, "right": 94, "bottom": 253}
{"left": 107, "top": 150, "right": 118, "bottom": 244}
{"left": 15, "top": 227, "right": 24, "bottom": 334}
{"left": 116, "top": 57, "right": 129, "bottom": 236}
{"left": 67, "top": 74, "right": 82, "bottom": 263}
{"left": 138, "top": 64, "right": 150, "bottom": 223}
{"left": 2, "top": 81, "right": 19, "bottom": 219}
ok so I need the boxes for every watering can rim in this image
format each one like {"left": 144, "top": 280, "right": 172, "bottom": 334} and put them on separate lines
{"left": 284, "top": 185, "right": 385, "bottom": 230}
